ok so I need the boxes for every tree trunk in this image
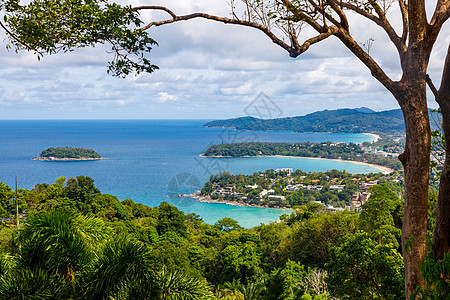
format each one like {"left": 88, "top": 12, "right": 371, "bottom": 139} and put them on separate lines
{"left": 395, "top": 79, "right": 430, "bottom": 299}
{"left": 433, "top": 44, "right": 450, "bottom": 259}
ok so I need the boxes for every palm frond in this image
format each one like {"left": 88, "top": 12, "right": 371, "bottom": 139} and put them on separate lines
{"left": 157, "top": 266, "right": 214, "bottom": 300}
{"left": 81, "top": 235, "right": 154, "bottom": 300}
{"left": 0, "top": 267, "right": 67, "bottom": 299}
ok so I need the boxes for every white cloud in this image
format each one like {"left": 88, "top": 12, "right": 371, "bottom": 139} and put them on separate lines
{"left": 0, "top": 1, "right": 449, "bottom": 119}
{"left": 158, "top": 92, "right": 177, "bottom": 103}
{"left": 221, "top": 81, "right": 253, "bottom": 95}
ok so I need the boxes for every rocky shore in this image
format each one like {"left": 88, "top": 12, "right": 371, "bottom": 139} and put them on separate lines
{"left": 192, "top": 193, "right": 289, "bottom": 210}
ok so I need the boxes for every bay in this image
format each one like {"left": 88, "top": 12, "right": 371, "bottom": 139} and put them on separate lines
{"left": 0, "top": 120, "right": 381, "bottom": 227}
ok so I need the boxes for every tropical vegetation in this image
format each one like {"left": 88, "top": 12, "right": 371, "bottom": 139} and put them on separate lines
{"left": 0, "top": 175, "right": 432, "bottom": 299}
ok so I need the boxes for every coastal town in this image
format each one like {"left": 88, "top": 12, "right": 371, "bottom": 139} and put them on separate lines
{"left": 196, "top": 168, "right": 404, "bottom": 211}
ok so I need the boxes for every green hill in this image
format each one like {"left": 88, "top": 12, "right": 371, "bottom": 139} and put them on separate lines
{"left": 204, "top": 108, "right": 406, "bottom": 134}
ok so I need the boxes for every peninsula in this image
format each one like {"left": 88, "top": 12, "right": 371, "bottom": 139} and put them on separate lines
{"left": 33, "top": 147, "right": 105, "bottom": 161}
{"left": 196, "top": 169, "right": 404, "bottom": 210}
{"left": 202, "top": 142, "right": 403, "bottom": 171}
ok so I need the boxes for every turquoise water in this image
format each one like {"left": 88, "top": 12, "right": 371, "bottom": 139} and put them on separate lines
{"left": 0, "top": 120, "right": 381, "bottom": 227}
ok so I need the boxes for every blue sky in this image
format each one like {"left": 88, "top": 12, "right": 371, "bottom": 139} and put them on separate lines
{"left": 0, "top": 0, "right": 449, "bottom": 119}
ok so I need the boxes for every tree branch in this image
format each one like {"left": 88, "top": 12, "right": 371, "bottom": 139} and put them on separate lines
{"left": 340, "top": 1, "right": 406, "bottom": 55}
{"left": 137, "top": 9, "right": 299, "bottom": 56}
{"left": 430, "top": 0, "right": 450, "bottom": 29}
{"left": 426, "top": 74, "right": 440, "bottom": 99}
{"left": 292, "top": 27, "right": 338, "bottom": 56}
{"left": 0, "top": 20, "right": 43, "bottom": 55}
{"left": 339, "top": 2, "right": 378, "bottom": 23}
{"left": 304, "top": 0, "right": 341, "bottom": 28}
{"left": 335, "top": 28, "right": 394, "bottom": 91}
{"left": 428, "top": 0, "right": 450, "bottom": 45}
{"left": 135, "top": 3, "right": 395, "bottom": 89}
{"left": 133, "top": 6, "right": 177, "bottom": 18}
{"left": 327, "top": 0, "right": 349, "bottom": 30}
{"left": 398, "top": 0, "right": 408, "bottom": 45}
{"left": 283, "top": 0, "right": 327, "bottom": 31}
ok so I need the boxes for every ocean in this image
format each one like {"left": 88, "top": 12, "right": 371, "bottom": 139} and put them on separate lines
{"left": 0, "top": 120, "right": 381, "bottom": 227}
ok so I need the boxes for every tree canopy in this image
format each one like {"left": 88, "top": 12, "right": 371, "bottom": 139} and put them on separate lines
{"left": 2, "top": 0, "right": 158, "bottom": 76}
{"left": 2, "top": 0, "right": 450, "bottom": 297}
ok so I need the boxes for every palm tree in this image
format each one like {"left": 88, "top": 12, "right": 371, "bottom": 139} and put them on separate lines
{"left": 81, "top": 235, "right": 155, "bottom": 300}
{"left": 17, "top": 210, "right": 111, "bottom": 279}
{"left": 156, "top": 266, "right": 214, "bottom": 300}
{"left": 0, "top": 268, "right": 67, "bottom": 300}
{"left": 1, "top": 210, "right": 215, "bottom": 299}
{"left": 222, "top": 279, "right": 265, "bottom": 300}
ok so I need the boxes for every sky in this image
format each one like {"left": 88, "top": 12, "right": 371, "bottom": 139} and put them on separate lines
{"left": 0, "top": 0, "right": 449, "bottom": 120}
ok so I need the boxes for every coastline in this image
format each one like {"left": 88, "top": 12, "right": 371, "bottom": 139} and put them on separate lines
{"left": 200, "top": 154, "right": 393, "bottom": 174}
{"left": 32, "top": 157, "right": 107, "bottom": 161}
{"left": 363, "top": 132, "right": 381, "bottom": 142}
{"left": 192, "top": 193, "right": 290, "bottom": 210}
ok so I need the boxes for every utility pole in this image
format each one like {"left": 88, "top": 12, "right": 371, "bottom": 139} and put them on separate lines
{"left": 15, "top": 176, "right": 19, "bottom": 229}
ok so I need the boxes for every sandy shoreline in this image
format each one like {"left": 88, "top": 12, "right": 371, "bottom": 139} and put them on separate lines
{"left": 363, "top": 132, "right": 381, "bottom": 142}
{"left": 192, "top": 193, "right": 290, "bottom": 210}
{"left": 200, "top": 154, "right": 393, "bottom": 174}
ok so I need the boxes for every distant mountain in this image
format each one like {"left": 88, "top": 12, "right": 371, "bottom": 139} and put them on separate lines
{"left": 204, "top": 108, "right": 407, "bottom": 134}
{"left": 354, "top": 107, "right": 376, "bottom": 114}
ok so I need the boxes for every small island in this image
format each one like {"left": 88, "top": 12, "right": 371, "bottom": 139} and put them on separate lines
{"left": 33, "top": 147, "right": 105, "bottom": 161}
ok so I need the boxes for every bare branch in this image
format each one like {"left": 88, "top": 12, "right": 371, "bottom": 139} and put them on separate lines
{"left": 428, "top": 0, "right": 450, "bottom": 46}
{"left": 340, "top": 1, "right": 406, "bottom": 55}
{"left": 133, "top": 6, "right": 177, "bottom": 19}
{"left": 398, "top": 0, "right": 408, "bottom": 45}
{"left": 304, "top": 0, "right": 341, "bottom": 28}
{"left": 426, "top": 74, "right": 440, "bottom": 99}
{"left": 335, "top": 28, "right": 394, "bottom": 91}
{"left": 138, "top": 10, "right": 299, "bottom": 55}
{"left": 326, "top": 0, "right": 349, "bottom": 30}
{"left": 339, "top": 2, "right": 379, "bottom": 23}
{"left": 293, "top": 27, "right": 337, "bottom": 55}
{"left": 430, "top": 0, "right": 450, "bottom": 28}
{"left": 282, "top": 0, "right": 326, "bottom": 31}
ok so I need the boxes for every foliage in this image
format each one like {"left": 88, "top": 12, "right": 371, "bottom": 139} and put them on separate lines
{"left": 39, "top": 147, "right": 101, "bottom": 159}
{"left": 0, "top": 177, "right": 410, "bottom": 299}
{"left": 326, "top": 231, "right": 404, "bottom": 299}
{"left": 215, "top": 217, "right": 243, "bottom": 232}
{"left": 4, "top": 0, "right": 158, "bottom": 77}
{"left": 80, "top": 235, "right": 154, "bottom": 300}
{"left": 430, "top": 108, "right": 445, "bottom": 183}
{"left": 0, "top": 268, "right": 67, "bottom": 300}
{"left": 156, "top": 201, "right": 187, "bottom": 237}
{"left": 279, "top": 211, "right": 359, "bottom": 267}
{"left": 413, "top": 252, "right": 450, "bottom": 299}
{"left": 359, "top": 184, "right": 403, "bottom": 248}
{"left": 0, "top": 183, "right": 13, "bottom": 223}
{"left": 156, "top": 266, "right": 214, "bottom": 300}
{"left": 266, "top": 260, "right": 307, "bottom": 299}
{"left": 17, "top": 210, "right": 111, "bottom": 280}
{"left": 221, "top": 279, "right": 265, "bottom": 300}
